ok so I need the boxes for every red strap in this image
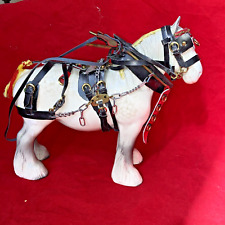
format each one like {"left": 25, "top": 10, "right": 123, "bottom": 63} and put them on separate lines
{"left": 142, "top": 87, "right": 170, "bottom": 144}
{"left": 174, "top": 28, "right": 190, "bottom": 38}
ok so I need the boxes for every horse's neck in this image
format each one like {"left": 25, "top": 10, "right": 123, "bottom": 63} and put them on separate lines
{"left": 134, "top": 28, "right": 164, "bottom": 61}
{"left": 106, "top": 29, "right": 164, "bottom": 95}
{"left": 105, "top": 68, "right": 143, "bottom": 96}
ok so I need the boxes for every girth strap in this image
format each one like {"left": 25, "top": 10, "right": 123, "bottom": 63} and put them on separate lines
{"left": 16, "top": 106, "right": 56, "bottom": 120}
{"left": 82, "top": 83, "right": 111, "bottom": 132}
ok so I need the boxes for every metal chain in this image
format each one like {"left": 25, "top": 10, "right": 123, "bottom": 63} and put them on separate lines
{"left": 110, "top": 74, "right": 151, "bottom": 100}
{"left": 54, "top": 74, "right": 152, "bottom": 119}
{"left": 55, "top": 103, "right": 89, "bottom": 119}
{"left": 95, "top": 60, "right": 102, "bottom": 82}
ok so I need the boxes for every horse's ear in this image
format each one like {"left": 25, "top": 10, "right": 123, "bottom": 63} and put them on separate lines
{"left": 171, "top": 16, "right": 181, "bottom": 33}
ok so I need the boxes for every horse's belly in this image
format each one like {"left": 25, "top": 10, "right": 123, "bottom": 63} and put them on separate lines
{"left": 56, "top": 107, "right": 103, "bottom": 131}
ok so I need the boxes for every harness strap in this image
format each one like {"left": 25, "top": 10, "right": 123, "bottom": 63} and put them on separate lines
{"left": 113, "top": 35, "right": 174, "bottom": 89}
{"left": 41, "top": 57, "right": 107, "bottom": 67}
{"left": 161, "top": 25, "right": 200, "bottom": 72}
{"left": 114, "top": 34, "right": 176, "bottom": 77}
{"left": 59, "top": 36, "right": 98, "bottom": 57}
{"left": 24, "top": 61, "right": 54, "bottom": 113}
{"left": 5, "top": 35, "right": 109, "bottom": 140}
{"left": 174, "top": 53, "right": 200, "bottom": 68}
{"left": 61, "top": 64, "right": 69, "bottom": 96}
{"left": 143, "top": 87, "right": 171, "bottom": 144}
{"left": 82, "top": 83, "right": 111, "bottom": 132}
{"left": 161, "top": 26, "right": 172, "bottom": 68}
{"left": 97, "top": 81, "right": 119, "bottom": 131}
{"left": 16, "top": 106, "right": 56, "bottom": 120}
{"left": 107, "top": 101, "right": 119, "bottom": 131}
{"left": 49, "top": 64, "right": 70, "bottom": 112}
{"left": 126, "top": 51, "right": 173, "bottom": 88}
{"left": 5, "top": 62, "right": 42, "bottom": 141}
{"left": 185, "top": 55, "right": 200, "bottom": 67}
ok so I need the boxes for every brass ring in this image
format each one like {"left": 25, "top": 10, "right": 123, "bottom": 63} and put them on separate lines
{"left": 151, "top": 115, "right": 157, "bottom": 122}
{"left": 180, "top": 67, "right": 189, "bottom": 73}
{"left": 156, "top": 104, "right": 162, "bottom": 112}
{"left": 96, "top": 80, "right": 106, "bottom": 87}
{"left": 162, "top": 94, "right": 168, "bottom": 102}
{"left": 146, "top": 124, "right": 151, "bottom": 131}
{"left": 170, "top": 73, "right": 178, "bottom": 80}
{"left": 82, "top": 83, "right": 91, "bottom": 92}
{"left": 169, "top": 41, "right": 179, "bottom": 52}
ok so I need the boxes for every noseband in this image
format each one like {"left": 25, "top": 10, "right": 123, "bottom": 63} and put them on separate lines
{"left": 161, "top": 26, "right": 200, "bottom": 79}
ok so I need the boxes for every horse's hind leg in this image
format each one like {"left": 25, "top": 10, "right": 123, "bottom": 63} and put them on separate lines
{"left": 14, "top": 118, "right": 52, "bottom": 180}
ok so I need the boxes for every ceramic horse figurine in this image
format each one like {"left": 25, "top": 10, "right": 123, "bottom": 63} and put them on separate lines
{"left": 4, "top": 17, "right": 202, "bottom": 186}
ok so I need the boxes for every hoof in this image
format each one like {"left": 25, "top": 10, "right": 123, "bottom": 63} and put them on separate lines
{"left": 111, "top": 164, "right": 143, "bottom": 187}
{"left": 34, "top": 141, "right": 50, "bottom": 161}
{"left": 14, "top": 157, "right": 48, "bottom": 180}
{"left": 133, "top": 148, "right": 143, "bottom": 165}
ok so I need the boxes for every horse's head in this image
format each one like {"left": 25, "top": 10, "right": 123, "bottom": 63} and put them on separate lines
{"left": 134, "top": 17, "right": 202, "bottom": 85}
{"left": 167, "top": 17, "right": 202, "bottom": 84}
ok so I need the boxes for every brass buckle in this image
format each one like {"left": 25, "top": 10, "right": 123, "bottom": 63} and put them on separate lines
{"left": 96, "top": 80, "right": 106, "bottom": 87}
{"left": 25, "top": 83, "right": 36, "bottom": 92}
{"left": 172, "top": 67, "right": 189, "bottom": 80}
{"left": 82, "top": 83, "right": 91, "bottom": 92}
{"left": 49, "top": 97, "right": 65, "bottom": 112}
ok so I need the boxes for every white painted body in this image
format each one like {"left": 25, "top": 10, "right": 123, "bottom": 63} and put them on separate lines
{"left": 12, "top": 18, "right": 202, "bottom": 186}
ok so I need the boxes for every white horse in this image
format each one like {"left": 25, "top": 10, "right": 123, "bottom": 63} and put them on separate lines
{"left": 6, "top": 17, "right": 202, "bottom": 186}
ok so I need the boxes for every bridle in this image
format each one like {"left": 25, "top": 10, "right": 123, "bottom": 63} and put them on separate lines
{"left": 161, "top": 26, "right": 200, "bottom": 80}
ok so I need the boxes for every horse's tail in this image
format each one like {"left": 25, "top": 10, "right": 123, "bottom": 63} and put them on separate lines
{"left": 3, "top": 60, "right": 33, "bottom": 99}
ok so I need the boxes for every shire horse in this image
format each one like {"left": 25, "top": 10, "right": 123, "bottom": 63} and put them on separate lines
{"left": 5, "top": 17, "right": 202, "bottom": 186}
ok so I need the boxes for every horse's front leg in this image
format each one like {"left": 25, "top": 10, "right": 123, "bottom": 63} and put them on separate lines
{"left": 111, "top": 124, "right": 143, "bottom": 187}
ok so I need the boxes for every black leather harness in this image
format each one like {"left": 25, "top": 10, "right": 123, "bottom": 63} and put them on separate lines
{"left": 161, "top": 26, "right": 200, "bottom": 79}
{"left": 5, "top": 26, "right": 200, "bottom": 141}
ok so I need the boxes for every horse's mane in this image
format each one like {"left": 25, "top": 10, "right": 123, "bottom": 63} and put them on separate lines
{"left": 132, "top": 28, "right": 161, "bottom": 47}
